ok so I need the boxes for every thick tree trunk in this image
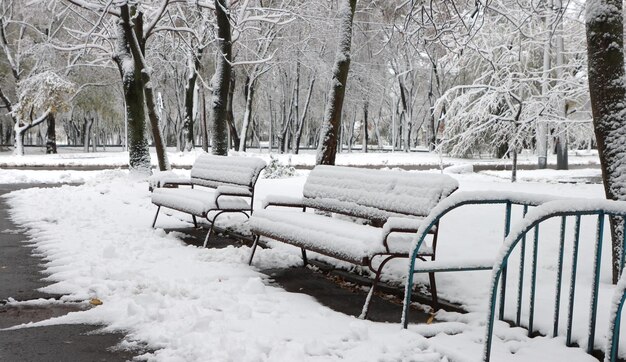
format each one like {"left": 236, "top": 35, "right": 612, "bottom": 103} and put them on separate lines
{"left": 45, "top": 113, "right": 57, "bottom": 154}
{"left": 113, "top": 6, "right": 151, "bottom": 173}
{"left": 119, "top": 4, "right": 169, "bottom": 171}
{"left": 316, "top": 0, "right": 357, "bottom": 165}
{"left": 209, "top": 0, "right": 232, "bottom": 156}
{"left": 586, "top": 0, "right": 626, "bottom": 283}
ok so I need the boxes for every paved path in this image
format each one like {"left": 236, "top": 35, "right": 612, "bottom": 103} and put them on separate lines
{"left": 0, "top": 184, "right": 137, "bottom": 362}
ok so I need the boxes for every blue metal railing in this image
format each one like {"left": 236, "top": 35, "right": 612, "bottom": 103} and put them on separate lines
{"left": 401, "top": 191, "right": 561, "bottom": 328}
{"left": 481, "top": 199, "right": 626, "bottom": 361}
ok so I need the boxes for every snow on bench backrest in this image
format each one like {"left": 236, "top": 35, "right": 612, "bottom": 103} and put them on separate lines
{"left": 302, "top": 165, "right": 458, "bottom": 223}
{"left": 190, "top": 154, "right": 266, "bottom": 189}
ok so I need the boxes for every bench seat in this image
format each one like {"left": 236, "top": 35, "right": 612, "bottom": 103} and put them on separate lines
{"left": 152, "top": 188, "right": 252, "bottom": 217}
{"left": 250, "top": 210, "right": 433, "bottom": 265}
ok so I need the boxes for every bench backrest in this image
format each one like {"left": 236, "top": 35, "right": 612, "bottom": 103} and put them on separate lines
{"left": 302, "top": 165, "right": 458, "bottom": 224}
{"left": 190, "top": 154, "right": 266, "bottom": 189}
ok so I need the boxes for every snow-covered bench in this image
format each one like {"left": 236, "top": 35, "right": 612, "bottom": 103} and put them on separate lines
{"left": 151, "top": 154, "right": 266, "bottom": 247}
{"left": 247, "top": 165, "right": 459, "bottom": 318}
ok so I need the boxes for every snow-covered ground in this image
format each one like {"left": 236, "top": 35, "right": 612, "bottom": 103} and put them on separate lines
{"left": 0, "top": 146, "right": 601, "bottom": 169}
{"left": 0, "top": 150, "right": 614, "bottom": 362}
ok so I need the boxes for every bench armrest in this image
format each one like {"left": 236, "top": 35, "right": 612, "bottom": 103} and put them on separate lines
{"left": 381, "top": 217, "right": 436, "bottom": 253}
{"left": 161, "top": 178, "right": 193, "bottom": 187}
{"left": 262, "top": 195, "right": 305, "bottom": 209}
{"left": 148, "top": 171, "right": 193, "bottom": 191}
{"left": 215, "top": 185, "right": 253, "bottom": 198}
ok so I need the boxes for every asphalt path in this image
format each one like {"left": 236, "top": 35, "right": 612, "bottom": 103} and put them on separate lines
{"left": 0, "top": 183, "right": 137, "bottom": 362}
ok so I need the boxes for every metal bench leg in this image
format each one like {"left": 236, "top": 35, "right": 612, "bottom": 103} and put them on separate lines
{"left": 203, "top": 211, "right": 226, "bottom": 248}
{"left": 151, "top": 206, "right": 160, "bottom": 228}
{"left": 192, "top": 215, "right": 198, "bottom": 228}
{"left": 360, "top": 256, "right": 396, "bottom": 320}
{"left": 428, "top": 272, "right": 438, "bottom": 309}
{"left": 203, "top": 222, "right": 215, "bottom": 248}
{"left": 248, "top": 235, "right": 260, "bottom": 265}
{"left": 301, "top": 248, "right": 308, "bottom": 267}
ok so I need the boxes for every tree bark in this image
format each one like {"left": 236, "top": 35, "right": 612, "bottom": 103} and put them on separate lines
{"left": 586, "top": 0, "right": 626, "bottom": 283}
{"left": 209, "top": 0, "right": 232, "bottom": 156}
{"left": 45, "top": 113, "right": 56, "bottom": 154}
{"left": 316, "top": 0, "right": 357, "bottom": 165}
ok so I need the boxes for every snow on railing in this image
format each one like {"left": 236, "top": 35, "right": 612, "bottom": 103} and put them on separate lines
{"left": 480, "top": 199, "right": 626, "bottom": 362}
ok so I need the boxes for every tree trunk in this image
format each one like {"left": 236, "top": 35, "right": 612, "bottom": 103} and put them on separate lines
{"left": 45, "top": 113, "right": 56, "bottom": 154}
{"left": 200, "top": 87, "right": 209, "bottom": 152}
{"left": 209, "top": 0, "right": 232, "bottom": 156}
{"left": 363, "top": 101, "right": 368, "bottom": 153}
{"left": 183, "top": 48, "right": 203, "bottom": 152}
{"left": 537, "top": 2, "right": 553, "bottom": 169}
{"left": 13, "top": 122, "right": 25, "bottom": 156}
{"left": 586, "top": 0, "right": 626, "bottom": 283}
{"left": 555, "top": 5, "right": 568, "bottom": 170}
{"left": 295, "top": 77, "right": 315, "bottom": 154}
{"left": 113, "top": 6, "right": 151, "bottom": 172}
{"left": 83, "top": 117, "right": 93, "bottom": 152}
{"left": 398, "top": 80, "right": 410, "bottom": 152}
{"left": 119, "top": 4, "right": 169, "bottom": 171}
{"left": 239, "top": 76, "right": 255, "bottom": 152}
{"left": 316, "top": 0, "right": 357, "bottom": 165}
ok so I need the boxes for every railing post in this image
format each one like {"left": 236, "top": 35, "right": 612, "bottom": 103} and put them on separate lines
{"left": 528, "top": 225, "right": 540, "bottom": 335}
{"left": 553, "top": 216, "right": 567, "bottom": 337}
{"left": 587, "top": 212, "right": 604, "bottom": 354}
{"left": 499, "top": 202, "right": 512, "bottom": 321}
{"left": 516, "top": 205, "right": 529, "bottom": 326}
{"left": 566, "top": 215, "right": 581, "bottom": 347}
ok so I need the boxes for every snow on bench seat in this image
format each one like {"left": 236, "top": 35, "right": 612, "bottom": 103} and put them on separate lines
{"left": 152, "top": 188, "right": 251, "bottom": 217}
{"left": 249, "top": 209, "right": 433, "bottom": 265}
